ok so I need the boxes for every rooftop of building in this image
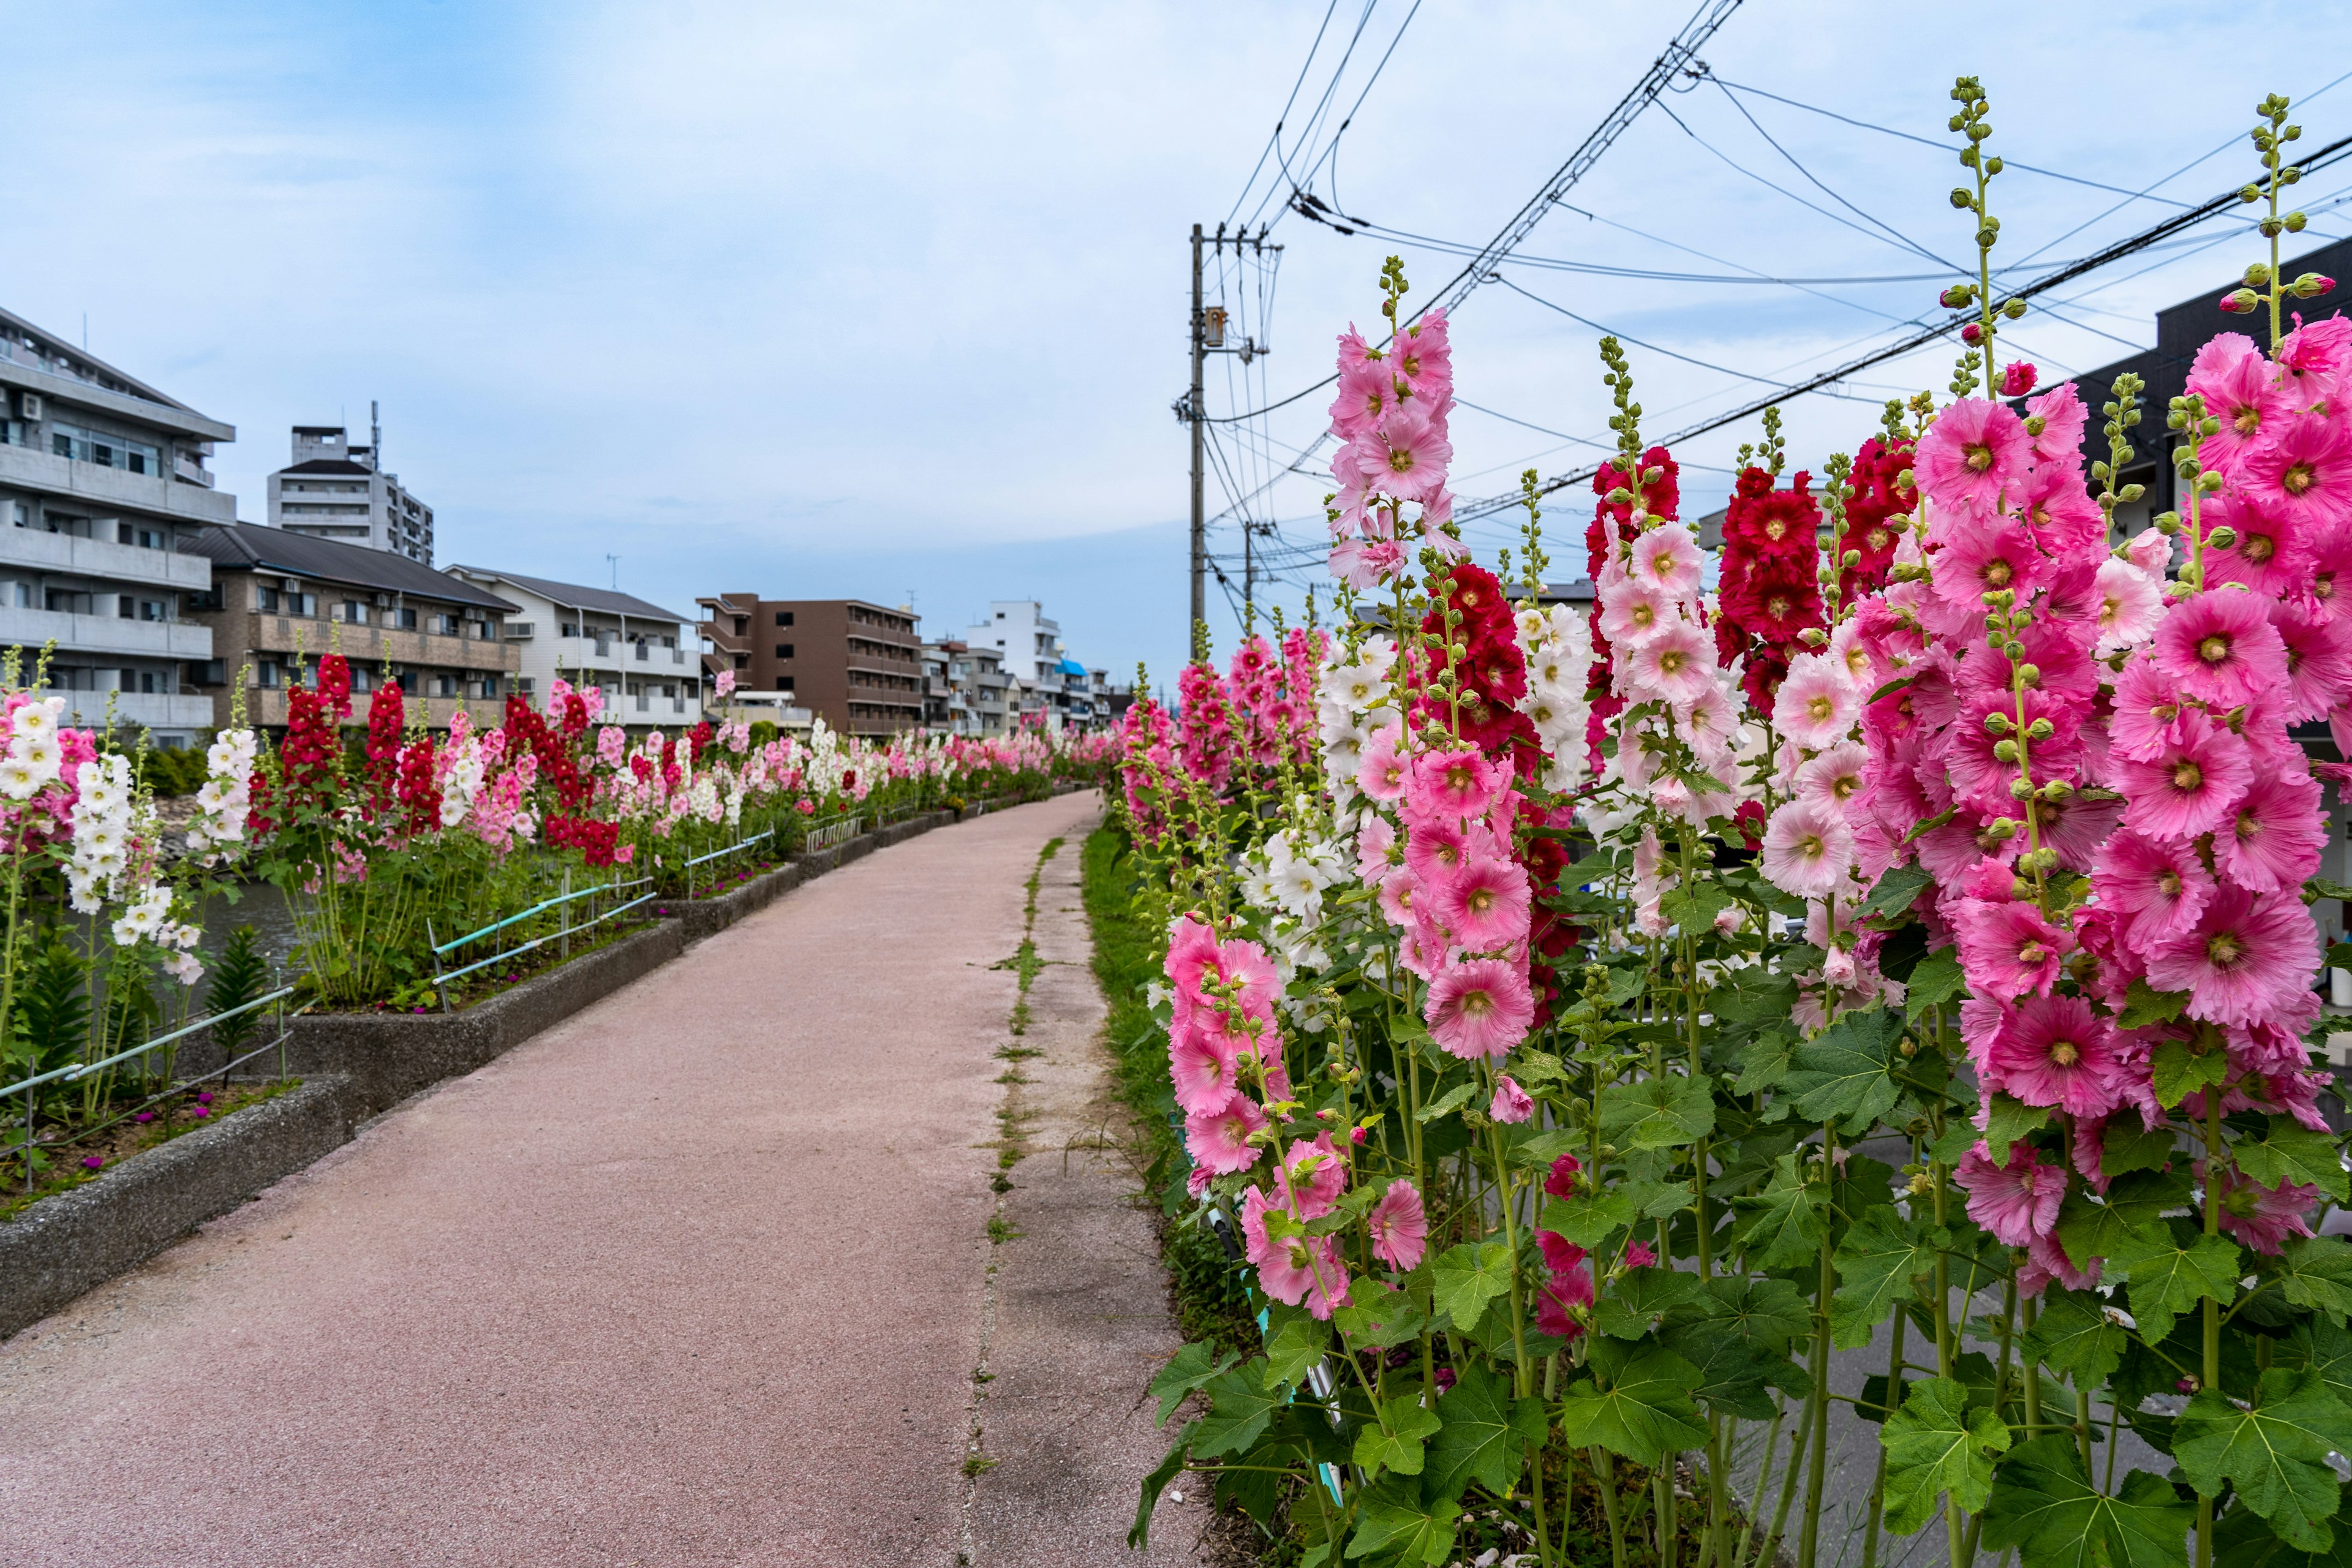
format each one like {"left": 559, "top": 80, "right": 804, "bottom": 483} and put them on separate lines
{"left": 448, "top": 566, "right": 690, "bottom": 625}
{"left": 192, "top": 522, "right": 519, "bottom": 611}
{"left": 277, "top": 458, "right": 377, "bottom": 477}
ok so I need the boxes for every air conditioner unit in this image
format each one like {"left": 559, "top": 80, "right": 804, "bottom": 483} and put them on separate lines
{"left": 374, "top": 593, "right": 392, "bottom": 608}
{"left": 282, "top": 577, "right": 302, "bottom": 592}
{"left": 17, "top": 393, "right": 42, "bottom": 421}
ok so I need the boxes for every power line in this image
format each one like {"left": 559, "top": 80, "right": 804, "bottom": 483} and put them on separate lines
{"left": 1223, "top": 0, "right": 1347, "bottom": 229}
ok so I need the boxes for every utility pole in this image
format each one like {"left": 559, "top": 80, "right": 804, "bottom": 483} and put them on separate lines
{"left": 1242, "top": 516, "right": 1254, "bottom": 633}
{"left": 1188, "top": 222, "right": 1206, "bottom": 639}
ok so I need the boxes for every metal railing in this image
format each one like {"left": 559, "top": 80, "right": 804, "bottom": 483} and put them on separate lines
{"left": 4, "top": 984, "right": 307, "bottom": 1192}
{"left": 804, "top": 813, "right": 862, "bottom": 853}
{"left": 684, "top": 826, "right": 776, "bottom": 900}
{"left": 425, "top": 872, "right": 656, "bottom": 1011}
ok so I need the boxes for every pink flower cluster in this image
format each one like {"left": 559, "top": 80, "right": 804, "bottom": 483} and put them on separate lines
{"left": 1327, "top": 312, "right": 1461, "bottom": 587}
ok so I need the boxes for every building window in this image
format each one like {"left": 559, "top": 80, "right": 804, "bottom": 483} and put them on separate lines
{"left": 396, "top": 607, "right": 417, "bottom": 630}
{"left": 775, "top": 611, "right": 794, "bottom": 627}
{"left": 779, "top": 675, "right": 794, "bottom": 692}
{"left": 50, "top": 423, "right": 161, "bottom": 475}
{"left": 6, "top": 501, "right": 25, "bottom": 529}
{"left": 338, "top": 600, "right": 367, "bottom": 625}
{"left": 775, "top": 643, "right": 793, "bottom": 659}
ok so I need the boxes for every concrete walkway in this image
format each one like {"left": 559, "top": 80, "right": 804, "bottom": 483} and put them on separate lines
{"left": 0, "top": 793, "right": 1209, "bottom": 1566}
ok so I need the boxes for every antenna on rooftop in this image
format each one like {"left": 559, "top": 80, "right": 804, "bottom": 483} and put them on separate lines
{"left": 607, "top": 553, "right": 620, "bottom": 589}
{"left": 371, "top": 400, "right": 381, "bottom": 470}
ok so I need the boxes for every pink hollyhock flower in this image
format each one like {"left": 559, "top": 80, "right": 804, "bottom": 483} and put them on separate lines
{"left": 1490, "top": 1074, "right": 1534, "bottom": 1124}
{"left": 1623, "top": 1239, "right": 1659, "bottom": 1268}
{"left": 1915, "top": 397, "right": 2031, "bottom": 516}
{"left": 1366, "top": 1178, "right": 1428, "bottom": 1270}
{"left": 1433, "top": 854, "right": 1532, "bottom": 952}
{"left": 2201, "top": 493, "right": 2311, "bottom": 597}
{"left": 2154, "top": 589, "right": 2290, "bottom": 709}
{"left": 2002, "top": 361, "right": 2038, "bottom": 398}
{"left": 1632, "top": 524, "right": 1705, "bottom": 600}
{"left": 2125, "top": 527, "right": 2174, "bottom": 578}
{"left": 1183, "top": 1097, "right": 1266, "bottom": 1174}
{"left": 2210, "top": 1167, "right": 2320, "bottom": 1255}
{"left": 2108, "top": 655, "right": 2185, "bottom": 762}
{"left": 2187, "top": 333, "right": 2291, "bottom": 473}
{"left": 2116, "top": 709, "right": 2253, "bottom": 841}
{"left": 2242, "top": 410, "right": 2352, "bottom": 532}
{"left": 1955, "top": 1142, "right": 2067, "bottom": 1246}
{"left": 2026, "top": 381, "right": 2087, "bottom": 464}
{"left": 1986, "top": 993, "right": 2122, "bottom": 1117}
{"left": 1169, "top": 1025, "right": 1243, "bottom": 1115}
{"left": 1623, "top": 622, "right": 1716, "bottom": 705}
{"left": 1953, "top": 897, "right": 2074, "bottom": 999}
{"left": 1371, "top": 401, "right": 1452, "bottom": 503}
{"left": 1597, "top": 579, "right": 1672, "bottom": 646}
{"left": 1424, "top": 957, "right": 1536, "bottom": 1060}
{"left": 2094, "top": 557, "right": 2165, "bottom": 654}
{"left": 1679, "top": 680, "right": 1741, "bottom": 763}
{"left": 2274, "top": 600, "right": 2352, "bottom": 721}
{"left": 1409, "top": 747, "right": 1504, "bottom": 819}
{"left": 1278, "top": 1133, "right": 1348, "bottom": 1219}
{"left": 1401, "top": 814, "right": 1468, "bottom": 886}
{"left": 1251, "top": 1216, "right": 1352, "bottom": 1318}
{"left": 2278, "top": 314, "right": 2352, "bottom": 406}
{"left": 1535, "top": 1232, "right": 1593, "bottom": 1340}
{"left": 1356, "top": 728, "right": 1409, "bottom": 801}
{"left": 2093, "top": 829, "right": 2216, "bottom": 954}
{"left": 2013, "top": 464, "right": 2106, "bottom": 556}
{"left": 2218, "top": 769, "right": 2328, "bottom": 894}
{"left": 1213, "top": 937, "right": 1283, "bottom": 1016}
{"left": 1376, "top": 867, "right": 1424, "bottom": 930}
{"left": 1544, "top": 1153, "right": 1581, "bottom": 1199}
{"left": 1793, "top": 741, "right": 1868, "bottom": 816}
{"left": 1164, "top": 915, "right": 1224, "bottom": 999}
{"left": 1930, "top": 521, "right": 2049, "bottom": 609}
{"left": 2146, "top": 884, "right": 2320, "bottom": 1028}
{"left": 1355, "top": 812, "right": 1398, "bottom": 883}
{"left": 1758, "top": 799, "right": 1855, "bottom": 900}
{"left": 2019, "top": 1231, "right": 2100, "bottom": 1296}
{"left": 1774, "top": 654, "right": 1860, "bottom": 749}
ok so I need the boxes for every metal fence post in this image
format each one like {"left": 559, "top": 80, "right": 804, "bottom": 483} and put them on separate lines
{"left": 560, "top": 865, "right": 573, "bottom": 960}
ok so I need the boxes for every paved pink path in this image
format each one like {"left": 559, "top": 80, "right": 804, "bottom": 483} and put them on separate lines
{"left": 0, "top": 794, "right": 1185, "bottom": 1566}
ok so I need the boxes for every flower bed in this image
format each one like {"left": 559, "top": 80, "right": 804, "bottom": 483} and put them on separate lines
{"left": 1123, "top": 83, "right": 2352, "bottom": 1568}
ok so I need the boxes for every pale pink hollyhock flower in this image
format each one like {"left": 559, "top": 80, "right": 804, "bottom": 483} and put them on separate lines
{"left": 1355, "top": 812, "right": 1398, "bottom": 884}
{"left": 1490, "top": 1074, "right": 1534, "bottom": 1124}
{"left": 1632, "top": 524, "right": 1705, "bottom": 601}
{"left": 2209, "top": 1167, "right": 2320, "bottom": 1255}
{"left": 2242, "top": 409, "right": 2352, "bottom": 532}
{"left": 2018, "top": 1231, "right": 2100, "bottom": 1297}
{"left": 1378, "top": 867, "right": 1423, "bottom": 929}
{"left": 2094, "top": 557, "right": 2164, "bottom": 653}
{"left": 1356, "top": 728, "right": 1409, "bottom": 801}
{"left": 1278, "top": 1133, "right": 1348, "bottom": 1219}
{"left": 1773, "top": 655, "right": 1859, "bottom": 749}
{"left": 1713, "top": 903, "right": 1744, "bottom": 936}
{"left": 1169, "top": 1025, "right": 1243, "bottom": 1115}
{"left": 1826, "top": 618, "right": 1882, "bottom": 691}
{"left": 1758, "top": 799, "right": 1855, "bottom": 900}
{"left": 2093, "top": 829, "right": 2216, "bottom": 954}
{"left": 1402, "top": 814, "right": 1468, "bottom": 886}
{"left": 1986, "top": 993, "right": 2122, "bottom": 1117}
{"left": 1242, "top": 1188, "right": 1352, "bottom": 1318}
{"left": 1408, "top": 747, "right": 1504, "bottom": 818}
{"left": 1183, "top": 1097, "right": 1266, "bottom": 1174}
{"left": 2124, "top": 527, "right": 2174, "bottom": 578}
{"left": 1623, "top": 623, "right": 1715, "bottom": 705}
{"left": 2145, "top": 885, "right": 2321, "bottom": 1028}
{"left": 1822, "top": 943, "right": 1858, "bottom": 986}
{"left": 1793, "top": 741, "right": 1868, "bottom": 816}
{"left": 1632, "top": 826, "right": 1665, "bottom": 890}
{"left": 2116, "top": 709, "right": 2253, "bottom": 841}
{"left": 1423, "top": 957, "right": 1536, "bottom": 1060}
{"left": 1955, "top": 1142, "right": 2067, "bottom": 1246}
{"left": 1367, "top": 1178, "right": 1428, "bottom": 1270}
{"left": 1633, "top": 895, "right": 1670, "bottom": 938}
{"left": 1433, "top": 854, "right": 1532, "bottom": 951}
{"left": 2154, "top": 589, "right": 2290, "bottom": 709}
{"left": 1679, "top": 680, "right": 1740, "bottom": 763}
{"left": 1915, "top": 397, "right": 2030, "bottom": 517}
{"left": 2218, "top": 769, "right": 2328, "bottom": 894}
{"left": 1372, "top": 401, "right": 1452, "bottom": 503}
{"left": 1597, "top": 579, "right": 1672, "bottom": 646}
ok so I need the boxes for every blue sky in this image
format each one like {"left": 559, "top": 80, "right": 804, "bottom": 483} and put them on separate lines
{"left": 7, "top": 1, "right": 2352, "bottom": 692}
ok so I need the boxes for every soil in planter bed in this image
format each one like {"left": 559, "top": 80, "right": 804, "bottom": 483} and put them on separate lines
{"left": 1, "top": 1079, "right": 300, "bottom": 1223}
{"left": 347, "top": 916, "right": 656, "bottom": 1016}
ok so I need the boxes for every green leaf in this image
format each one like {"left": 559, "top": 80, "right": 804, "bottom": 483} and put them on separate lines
{"left": 1346, "top": 1476, "right": 1461, "bottom": 1564}
{"left": 1983, "top": 1093, "right": 2049, "bottom": 1166}
{"left": 1735, "top": 1032, "right": 1795, "bottom": 1096}
{"left": 1431, "top": 1242, "right": 1515, "bottom": 1335}
{"left": 1264, "top": 1306, "right": 1333, "bottom": 1385}
{"left": 1659, "top": 1311, "right": 1800, "bottom": 1421}
{"left": 1662, "top": 883, "right": 1733, "bottom": 933}
{"left": 2237, "top": 1118, "right": 2352, "bottom": 1204}
{"left": 1621, "top": 1177, "right": 1695, "bottom": 1219}
{"left": 2277, "top": 1237, "right": 2352, "bottom": 1324}
{"left": 2111, "top": 1229, "right": 2241, "bottom": 1347}
{"left": 1333, "top": 1282, "right": 1428, "bottom": 1350}
{"left": 2057, "top": 1170, "right": 2192, "bottom": 1270}
{"left": 1880, "top": 1375, "right": 2013, "bottom": 1536}
{"left": 2213, "top": 1492, "right": 2352, "bottom": 1568}
{"left": 1352, "top": 1393, "right": 1444, "bottom": 1479}
{"left": 1540, "top": 1191, "right": 1637, "bottom": 1249}
{"left": 1735, "top": 1153, "right": 1829, "bottom": 1270}
{"left": 1129, "top": 1420, "right": 1199, "bottom": 1549}
{"left": 2291, "top": 1317, "right": 2352, "bottom": 1413}
{"left": 1599, "top": 1073, "right": 1717, "bottom": 1151}
{"left": 1862, "top": 865, "right": 1936, "bottom": 924}
{"left": 1905, "top": 950, "right": 1966, "bottom": 1023}
{"left": 1555, "top": 1340, "right": 1711, "bottom": 1467}
{"left": 1415, "top": 1081, "right": 1478, "bottom": 1123}
{"left": 1831, "top": 1207, "right": 1942, "bottom": 1351}
{"left": 1716, "top": 975, "right": 1799, "bottom": 1026}
{"left": 2174, "top": 1369, "right": 2352, "bottom": 1551}
{"left": 1191, "top": 1360, "right": 1283, "bottom": 1460}
{"left": 1703, "top": 1276, "right": 1815, "bottom": 1356}
{"left": 1978, "top": 1435, "right": 2193, "bottom": 1568}
{"left": 1781, "top": 1008, "right": 1902, "bottom": 1133}
{"left": 1596, "top": 1267, "right": 1706, "bottom": 1340}
{"left": 2151, "top": 1038, "right": 2232, "bottom": 1109}
{"left": 1150, "top": 1341, "right": 1237, "bottom": 1426}
{"left": 2122, "top": 979, "right": 2193, "bottom": 1031}
{"left": 2096, "top": 1122, "right": 2182, "bottom": 1181}
{"left": 2019, "top": 1290, "right": 2128, "bottom": 1393}
{"left": 1423, "top": 1362, "right": 1550, "bottom": 1502}
{"left": 1904, "top": 804, "right": 1959, "bottom": 844}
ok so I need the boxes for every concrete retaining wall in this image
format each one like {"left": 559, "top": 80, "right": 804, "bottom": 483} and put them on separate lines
{"left": 0, "top": 802, "right": 990, "bottom": 1338}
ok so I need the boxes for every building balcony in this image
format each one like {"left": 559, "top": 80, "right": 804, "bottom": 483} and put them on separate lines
{"left": 50, "top": 690, "right": 213, "bottom": 734}
{"left": 0, "top": 526, "right": 215, "bottom": 591}
{"left": 0, "top": 445, "right": 236, "bottom": 525}
{"left": 226, "top": 615, "right": 517, "bottom": 673}
{"left": 0, "top": 606, "right": 210, "bottom": 662}
{"left": 233, "top": 688, "right": 500, "bottom": 732}
{"left": 627, "top": 642, "right": 688, "bottom": 666}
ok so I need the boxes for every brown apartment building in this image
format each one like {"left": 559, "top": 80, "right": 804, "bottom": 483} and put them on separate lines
{"left": 183, "top": 522, "right": 521, "bottom": 731}
{"left": 697, "top": 594, "right": 922, "bottom": 737}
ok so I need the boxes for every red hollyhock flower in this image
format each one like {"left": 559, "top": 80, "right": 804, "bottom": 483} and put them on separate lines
{"left": 1739, "top": 644, "right": 1792, "bottom": 715}
{"left": 1723, "top": 557, "right": 1823, "bottom": 644}
{"left": 1723, "top": 469, "right": 1819, "bottom": 561}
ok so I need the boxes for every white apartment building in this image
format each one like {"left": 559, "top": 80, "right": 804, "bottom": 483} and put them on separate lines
{"left": 268, "top": 421, "right": 435, "bottom": 565}
{"left": 965, "top": 600, "right": 1062, "bottom": 685}
{"left": 444, "top": 566, "right": 703, "bottom": 728}
{"left": 0, "top": 306, "right": 226, "bottom": 747}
